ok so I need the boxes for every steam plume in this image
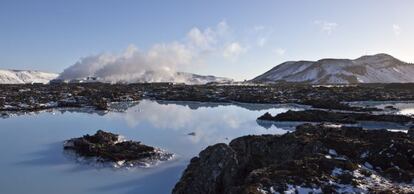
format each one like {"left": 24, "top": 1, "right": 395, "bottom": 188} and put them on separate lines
{"left": 58, "top": 21, "right": 234, "bottom": 83}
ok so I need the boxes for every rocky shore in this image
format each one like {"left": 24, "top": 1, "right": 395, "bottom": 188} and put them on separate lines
{"left": 258, "top": 110, "right": 414, "bottom": 125}
{"left": 1, "top": 83, "right": 414, "bottom": 114}
{"left": 173, "top": 124, "right": 414, "bottom": 193}
{"left": 64, "top": 130, "right": 173, "bottom": 167}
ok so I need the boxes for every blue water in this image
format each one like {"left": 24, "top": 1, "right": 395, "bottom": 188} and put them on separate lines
{"left": 0, "top": 100, "right": 300, "bottom": 194}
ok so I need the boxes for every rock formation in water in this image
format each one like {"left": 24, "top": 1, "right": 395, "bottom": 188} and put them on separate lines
{"left": 258, "top": 110, "right": 414, "bottom": 125}
{"left": 64, "top": 130, "right": 173, "bottom": 167}
{"left": 173, "top": 124, "right": 414, "bottom": 193}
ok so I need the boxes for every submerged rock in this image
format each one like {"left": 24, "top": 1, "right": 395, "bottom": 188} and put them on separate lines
{"left": 258, "top": 110, "right": 414, "bottom": 125}
{"left": 0, "top": 112, "right": 8, "bottom": 118}
{"left": 303, "top": 99, "right": 380, "bottom": 112}
{"left": 64, "top": 130, "right": 173, "bottom": 167}
{"left": 385, "top": 105, "right": 399, "bottom": 111}
{"left": 173, "top": 124, "right": 414, "bottom": 194}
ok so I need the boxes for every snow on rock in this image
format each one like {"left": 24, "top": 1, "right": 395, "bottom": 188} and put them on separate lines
{"left": 173, "top": 72, "right": 233, "bottom": 85}
{"left": 0, "top": 69, "right": 58, "bottom": 84}
{"left": 252, "top": 53, "right": 414, "bottom": 84}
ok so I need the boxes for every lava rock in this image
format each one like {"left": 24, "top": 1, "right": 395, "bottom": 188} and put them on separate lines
{"left": 385, "top": 105, "right": 399, "bottom": 111}
{"left": 64, "top": 130, "right": 172, "bottom": 165}
{"left": 173, "top": 124, "right": 414, "bottom": 194}
{"left": 173, "top": 144, "right": 238, "bottom": 194}
{"left": 257, "top": 112, "right": 273, "bottom": 120}
{"left": 258, "top": 110, "right": 413, "bottom": 125}
{"left": 93, "top": 99, "right": 109, "bottom": 110}
{"left": 408, "top": 126, "right": 414, "bottom": 138}
{"left": 2, "top": 83, "right": 414, "bottom": 114}
{"left": 303, "top": 99, "right": 380, "bottom": 112}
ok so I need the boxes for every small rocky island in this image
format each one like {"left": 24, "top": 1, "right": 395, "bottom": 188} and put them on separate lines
{"left": 64, "top": 130, "right": 173, "bottom": 167}
{"left": 173, "top": 124, "right": 414, "bottom": 193}
{"left": 258, "top": 110, "right": 414, "bottom": 125}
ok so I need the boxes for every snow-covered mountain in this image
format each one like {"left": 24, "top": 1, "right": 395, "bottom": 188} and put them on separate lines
{"left": 174, "top": 72, "right": 232, "bottom": 84}
{"left": 0, "top": 69, "right": 58, "bottom": 84}
{"left": 252, "top": 54, "right": 414, "bottom": 84}
{"left": 57, "top": 71, "right": 232, "bottom": 85}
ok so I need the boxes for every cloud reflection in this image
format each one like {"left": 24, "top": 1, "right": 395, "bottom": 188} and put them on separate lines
{"left": 107, "top": 100, "right": 298, "bottom": 145}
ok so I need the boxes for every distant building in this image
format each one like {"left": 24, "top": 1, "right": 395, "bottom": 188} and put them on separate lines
{"left": 86, "top": 76, "right": 98, "bottom": 81}
{"left": 68, "top": 79, "right": 84, "bottom": 84}
{"left": 49, "top": 79, "right": 66, "bottom": 84}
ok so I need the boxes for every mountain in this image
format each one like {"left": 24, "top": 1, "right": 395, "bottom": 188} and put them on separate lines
{"left": 252, "top": 54, "right": 414, "bottom": 84}
{"left": 0, "top": 69, "right": 58, "bottom": 84}
{"left": 174, "top": 72, "right": 232, "bottom": 84}
{"left": 56, "top": 71, "right": 232, "bottom": 85}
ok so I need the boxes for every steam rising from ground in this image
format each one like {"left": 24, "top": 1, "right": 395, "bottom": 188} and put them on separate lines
{"left": 58, "top": 21, "right": 237, "bottom": 83}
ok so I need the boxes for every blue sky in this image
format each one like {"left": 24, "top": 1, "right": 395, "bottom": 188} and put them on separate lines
{"left": 0, "top": 0, "right": 413, "bottom": 80}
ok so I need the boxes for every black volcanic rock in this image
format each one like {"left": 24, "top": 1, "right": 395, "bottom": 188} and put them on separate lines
{"left": 173, "top": 124, "right": 414, "bottom": 194}
{"left": 408, "top": 126, "right": 414, "bottom": 138}
{"left": 302, "top": 99, "right": 380, "bottom": 112}
{"left": 258, "top": 110, "right": 414, "bottom": 125}
{"left": 64, "top": 130, "right": 172, "bottom": 166}
{"left": 257, "top": 112, "right": 273, "bottom": 120}
{"left": 2, "top": 83, "right": 414, "bottom": 114}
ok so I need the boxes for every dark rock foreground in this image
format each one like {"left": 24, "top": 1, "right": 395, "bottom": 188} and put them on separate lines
{"left": 2, "top": 83, "right": 414, "bottom": 114}
{"left": 64, "top": 130, "right": 173, "bottom": 167}
{"left": 258, "top": 110, "right": 414, "bottom": 125}
{"left": 173, "top": 124, "right": 414, "bottom": 194}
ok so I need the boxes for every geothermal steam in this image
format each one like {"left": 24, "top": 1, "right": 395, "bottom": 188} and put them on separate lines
{"left": 58, "top": 21, "right": 235, "bottom": 83}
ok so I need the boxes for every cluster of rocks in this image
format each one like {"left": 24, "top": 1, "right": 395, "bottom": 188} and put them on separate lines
{"left": 173, "top": 124, "right": 414, "bottom": 194}
{"left": 258, "top": 110, "right": 414, "bottom": 125}
{"left": 1, "top": 82, "right": 414, "bottom": 114}
{"left": 63, "top": 130, "right": 173, "bottom": 167}
{"left": 301, "top": 99, "right": 380, "bottom": 112}
{"left": 0, "top": 83, "right": 142, "bottom": 112}
{"left": 151, "top": 83, "right": 414, "bottom": 110}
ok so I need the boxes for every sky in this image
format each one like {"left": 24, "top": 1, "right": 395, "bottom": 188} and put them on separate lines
{"left": 0, "top": 0, "right": 413, "bottom": 81}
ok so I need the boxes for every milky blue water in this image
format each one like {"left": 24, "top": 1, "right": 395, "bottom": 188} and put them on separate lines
{"left": 0, "top": 100, "right": 303, "bottom": 194}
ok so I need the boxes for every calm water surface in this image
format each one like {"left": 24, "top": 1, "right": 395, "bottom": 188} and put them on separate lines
{"left": 0, "top": 100, "right": 302, "bottom": 194}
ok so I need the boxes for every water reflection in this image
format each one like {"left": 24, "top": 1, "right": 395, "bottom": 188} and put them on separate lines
{"left": 1, "top": 107, "right": 108, "bottom": 119}
{"left": 106, "top": 100, "right": 300, "bottom": 145}
{"left": 0, "top": 100, "right": 299, "bottom": 194}
{"left": 349, "top": 101, "right": 414, "bottom": 116}
{"left": 1, "top": 100, "right": 411, "bottom": 194}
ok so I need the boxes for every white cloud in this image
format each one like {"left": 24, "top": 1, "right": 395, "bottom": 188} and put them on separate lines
{"left": 314, "top": 20, "right": 338, "bottom": 35}
{"left": 58, "top": 20, "right": 252, "bottom": 83}
{"left": 216, "top": 20, "right": 230, "bottom": 35}
{"left": 186, "top": 20, "right": 230, "bottom": 50}
{"left": 393, "top": 24, "right": 401, "bottom": 36}
{"left": 257, "top": 37, "right": 267, "bottom": 47}
{"left": 223, "top": 42, "right": 247, "bottom": 60}
{"left": 59, "top": 20, "right": 238, "bottom": 83}
{"left": 273, "top": 48, "right": 286, "bottom": 56}
{"left": 251, "top": 25, "right": 273, "bottom": 47}
{"left": 253, "top": 25, "right": 265, "bottom": 32}
{"left": 187, "top": 28, "right": 215, "bottom": 49}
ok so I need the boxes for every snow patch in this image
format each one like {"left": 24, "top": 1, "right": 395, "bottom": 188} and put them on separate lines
{"left": 0, "top": 69, "right": 58, "bottom": 84}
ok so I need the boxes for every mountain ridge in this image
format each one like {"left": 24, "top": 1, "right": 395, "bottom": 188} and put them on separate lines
{"left": 252, "top": 53, "right": 414, "bottom": 84}
{"left": 0, "top": 69, "right": 58, "bottom": 84}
